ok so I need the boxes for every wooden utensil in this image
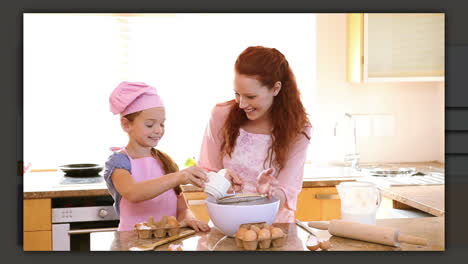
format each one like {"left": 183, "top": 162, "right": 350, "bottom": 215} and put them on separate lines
{"left": 295, "top": 219, "right": 332, "bottom": 250}
{"left": 308, "top": 219, "right": 428, "bottom": 247}
{"left": 129, "top": 229, "right": 196, "bottom": 251}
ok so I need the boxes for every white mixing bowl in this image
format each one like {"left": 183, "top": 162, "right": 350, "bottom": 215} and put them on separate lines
{"left": 205, "top": 196, "right": 280, "bottom": 237}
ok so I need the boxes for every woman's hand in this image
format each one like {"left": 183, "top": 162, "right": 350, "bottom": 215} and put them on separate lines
{"left": 256, "top": 168, "right": 279, "bottom": 197}
{"left": 181, "top": 219, "right": 211, "bottom": 232}
{"left": 179, "top": 166, "right": 208, "bottom": 188}
{"left": 221, "top": 168, "right": 243, "bottom": 193}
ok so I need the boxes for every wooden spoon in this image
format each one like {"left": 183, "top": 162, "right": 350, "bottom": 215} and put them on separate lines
{"left": 295, "top": 219, "right": 332, "bottom": 250}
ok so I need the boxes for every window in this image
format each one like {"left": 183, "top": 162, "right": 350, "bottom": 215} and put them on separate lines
{"left": 24, "top": 13, "right": 316, "bottom": 169}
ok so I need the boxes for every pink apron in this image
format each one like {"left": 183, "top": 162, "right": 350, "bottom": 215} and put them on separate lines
{"left": 117, "top": 148, "right": 178, "bottom": 231}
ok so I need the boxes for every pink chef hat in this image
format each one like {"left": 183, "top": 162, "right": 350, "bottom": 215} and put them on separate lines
{"left": 109, "top": 81, "right": 164, "bottom": 116}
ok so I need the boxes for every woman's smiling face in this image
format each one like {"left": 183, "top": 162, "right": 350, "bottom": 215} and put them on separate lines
{"left": 234, "top": 72, "right": 280, "bottom": 122}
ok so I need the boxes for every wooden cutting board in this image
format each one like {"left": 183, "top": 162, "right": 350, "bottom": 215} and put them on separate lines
{"left": 130, "top": 229, "right": 196, "bottom": 251}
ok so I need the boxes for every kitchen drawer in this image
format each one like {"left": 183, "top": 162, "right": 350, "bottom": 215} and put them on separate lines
{"left": 24, "top": 199, "right": 51, "bottom": 231}
{"left": 24, "top": 231, "right": 52, "bottom": 251}
{"left": 183, "top": 192, "right": 210, "bottom": 223}
{"left": 183, "top": 192, "right": 208, "bottom": 201}
{"left": 295, "top": 187, "right": 341, "bottom": 221}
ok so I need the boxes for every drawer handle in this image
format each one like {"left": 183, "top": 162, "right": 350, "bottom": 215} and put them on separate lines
{"left": 315, "top": 194, "right": 340, "bottom": 200}
{"left": 68, "top": 227, "right": 117, "bottom": 235}
{"left": 187, "top": 200, "right": 206, "bottom": 205}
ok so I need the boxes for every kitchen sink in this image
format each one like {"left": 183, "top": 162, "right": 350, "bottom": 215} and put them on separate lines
{"left": 358, "top": 166, "right": 445, "bottom": 186}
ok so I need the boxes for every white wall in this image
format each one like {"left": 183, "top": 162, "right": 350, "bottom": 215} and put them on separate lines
{"left": 309, "top": 14, "right": 444, "bottom": 163}
{"left": 23, "top": 13, "right": 316, "bottom": 169}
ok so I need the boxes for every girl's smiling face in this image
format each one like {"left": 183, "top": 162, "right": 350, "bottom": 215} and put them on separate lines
{"left": 234, "top": 72, "right": 281, "bottom": 122}
{"left": 123, "top": 107, "right": 166, "bottom": 148}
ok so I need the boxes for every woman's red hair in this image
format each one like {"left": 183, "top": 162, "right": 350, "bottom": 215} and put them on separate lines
{"left": 221, "top": 46, "right": 311, "bottom": 170}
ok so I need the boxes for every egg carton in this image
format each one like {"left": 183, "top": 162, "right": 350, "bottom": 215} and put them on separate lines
{"left": 134, "top": 216, "right": 181, "bottom": 239}
{"left": 235, "top": 222, "right": 287, "bottom": 251}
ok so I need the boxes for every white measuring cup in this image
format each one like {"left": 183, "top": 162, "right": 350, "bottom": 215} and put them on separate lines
{"left": 336, "top": 181, "right": 381, "bottom": 225}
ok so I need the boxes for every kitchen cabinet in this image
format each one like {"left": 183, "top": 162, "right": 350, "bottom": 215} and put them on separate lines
{"left": 347, "top": 13, "right": 444, "bottom": 83}
{"left": 295, "top": 187, "right": 341, "bottom": 221}
{"left": 182, "top": 192, "right": 210, "bottom": 223}
{"left": 24, "top": 198, "right": 52, "bottom": 250}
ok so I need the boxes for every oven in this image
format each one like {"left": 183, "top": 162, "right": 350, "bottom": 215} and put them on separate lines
{"left": 52, "top": 196, "right": 119, "bottom": 251}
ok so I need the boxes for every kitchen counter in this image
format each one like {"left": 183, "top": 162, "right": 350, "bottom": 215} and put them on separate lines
{"left": 22, "top": 171, "right": 352, "bottom": 199}
{"left": 23, "top": 171, "right": 110, "bottom": 199}
{"left": 90, "top": 217, "right": 444, "bottom": 251}
{"left": 23, "top": 161, "right": 444, "bottom": 201}
{"left": 379, "top": 185, "right": 444, "bottom": 217}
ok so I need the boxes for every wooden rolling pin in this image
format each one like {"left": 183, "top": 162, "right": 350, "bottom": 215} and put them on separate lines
{"left": 308, "top": 220, "right": 427, "bottom": 247}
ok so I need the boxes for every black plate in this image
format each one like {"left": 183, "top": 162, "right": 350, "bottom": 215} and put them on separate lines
{"left": 58, "top": 163, "right": 103, "bottom": 177}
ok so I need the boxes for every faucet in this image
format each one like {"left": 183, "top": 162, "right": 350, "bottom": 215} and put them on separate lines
{"left": 334, "top": 113, "right": 360, "bottom": 171}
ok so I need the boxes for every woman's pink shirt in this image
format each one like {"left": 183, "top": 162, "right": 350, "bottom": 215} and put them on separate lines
{"left": 198, "top": 103, "right": 311, "bottom": 223}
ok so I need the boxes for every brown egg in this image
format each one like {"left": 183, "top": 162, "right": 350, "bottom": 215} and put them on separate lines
{"left": 258, "top": 228, "right": 271, "bottom": 240}
{"left": 167, "top": 217, "right": 179, "bottom": 228}
{"left": 270, "top": 227, "right": 284, "bottom": 239}
{"left": 306, "top": 236, "right": 320, "bottom": 251}
{"left": 319, "top": 239, "right": 332, "bottom": 250}
{"left": 167, "top": 216, "right": 177, "bottom": 222}
{"left": 243, "top": 230, "right": 258, "bottom": 242}
{"left": 250, "top": 225, "right": 261, "bottom": 234}
{"left": 160, "top": 216, "right": 169, "bottom": 226}
{"left": 236, "top": 227, "right": 249, "bottom": 239}
{"left": 269, "top": 225, "right": 276, "bottom": 232}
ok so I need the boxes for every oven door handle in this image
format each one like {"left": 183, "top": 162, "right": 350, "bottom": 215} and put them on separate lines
{"left": 68, "top": 227, "right": 117, "bottom": 235}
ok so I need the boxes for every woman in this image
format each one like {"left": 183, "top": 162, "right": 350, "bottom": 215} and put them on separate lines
{"left": 198, "top": 46, "right": 312, "bottom": 223}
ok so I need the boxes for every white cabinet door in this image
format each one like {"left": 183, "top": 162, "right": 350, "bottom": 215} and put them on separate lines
{"left": 348, "top": 13, "right": 444, "bottom": 83}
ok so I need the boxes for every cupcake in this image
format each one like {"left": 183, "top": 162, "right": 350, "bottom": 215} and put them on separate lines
{"left": 257, "top": 228, "right": 272, "bottom": 249}
{"left": 166, "top": 216, "right": 180, "bottom": 236}
{"left": 242, "top": 230, "right": 258, "bottom": 251}
{"left": 134, "top": 223, "right": 153, "bottom": 239}
{"left": 270, "top": 227, "right": 285, "bottom": 248}
{"left": 235, "top": 227, "right": 248, "bottom": 248}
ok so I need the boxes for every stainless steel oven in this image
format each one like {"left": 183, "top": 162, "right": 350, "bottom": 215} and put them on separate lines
{"left": 52, "top": 196, "right": 119, "bottom": 251}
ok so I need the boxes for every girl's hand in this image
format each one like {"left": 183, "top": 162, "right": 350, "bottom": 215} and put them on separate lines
{"left": 181, "top": 219, "right": 211, "bottom": 232}
{"left": 221, "top": 168, "right": 243, "bottom": 193}
{"left": 179, "top": 166, "right": 208, "bottom": 188}
{"left": 256, "top": 168, "right": 278, "bottom": 198}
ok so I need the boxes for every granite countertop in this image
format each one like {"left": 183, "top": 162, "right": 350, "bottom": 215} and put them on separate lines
{"left": 90, "top": 217, "right": 444, "bottom": 251}
{"left": 23, "top": 170, "right": 110, "bottom": 199}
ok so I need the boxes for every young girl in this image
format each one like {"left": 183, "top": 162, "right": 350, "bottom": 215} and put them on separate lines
{"left": 199, "top": 46, "right": 312, "bottom": 223}
{"left": 104, "top": 81, "right": 210, "bottom": 232}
